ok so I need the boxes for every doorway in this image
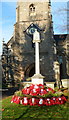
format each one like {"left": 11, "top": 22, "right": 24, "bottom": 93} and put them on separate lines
{"left": 25, "top": 63, "right": 35, "bottom": 77}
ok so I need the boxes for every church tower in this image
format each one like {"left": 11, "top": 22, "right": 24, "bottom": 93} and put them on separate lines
{"left": 13, "top": 0, "right": 55, "bottom": 81}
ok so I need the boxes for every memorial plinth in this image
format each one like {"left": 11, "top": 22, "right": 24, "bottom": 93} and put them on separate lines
{"left": 31, "top": 74, "right": 44, "bottom": 85}
{"left": 31, "top": 29, "right": 44, "bottom": 85}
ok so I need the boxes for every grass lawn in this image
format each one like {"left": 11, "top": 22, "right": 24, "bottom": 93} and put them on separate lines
{"left": 1, "top": 96, "right": 69, "bottom": 120}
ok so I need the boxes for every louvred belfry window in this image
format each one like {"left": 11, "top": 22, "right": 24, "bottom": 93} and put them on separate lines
{"left": 29, "top": 4, "right": 35, "bottom": 12}
{"left": 29, "top": 4, "right": 36, "bottom": 16}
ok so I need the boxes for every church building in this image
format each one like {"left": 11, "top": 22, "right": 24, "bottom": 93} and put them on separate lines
{"left": 13, "top": 0, "right": 55, "bottom": 81}
{"left": 2, "top": 0, "right": 69, "bottom": 88}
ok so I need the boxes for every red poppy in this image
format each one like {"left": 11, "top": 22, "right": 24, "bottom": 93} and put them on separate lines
{"left": 22, "top": 87, "right": 30, "bottom": 95}
{"left": 38, "top": 84, "right": 44, "bottom": 89}
{"left": 29, "top": 84, "right": 34, "bottom": 90}
{"left": 15, "top": 97, "right": 20, "bottom": 104}
{"left": 39, "top": 89, "right": 48, "bottom": 95}
{"left": 11, "top": 96, "right": 16, "bottom": 103}
{"left": 46, "top": 87, "right": 55, "bottom": 93}
{"left": 50, "top": 99, "right": 55, "bottom": 105}
{"left": 61, "top": 96, "right": 67, "bottom": 102}
{"left": 12, "top": 96, "right": 20, "bottom": 104}
{"left": 38, "top": 98, "right": 45, "bottom": 106}
{"left": 51, "top": 97, "right": 57, "bottom": 105}
{"left": 21, "top": 97, "right": 29, "bottom": 105}
{"left": 30, "top": 88, "right": 40, "bottom": 96}
{"left": 56, "top": 97, "right": 64, "bottom": 105}
{"left": 29, "top": 98, "right": 39, "bottom": 106}
{"left": 45, "top": 98, "right": 52, "bottom": 106}
{"left": 22, "top": 88, "right": 27, "bottom": 94}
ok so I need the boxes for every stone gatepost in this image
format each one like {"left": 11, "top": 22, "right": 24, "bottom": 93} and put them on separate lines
{"left": 54, "top": 61, "right": 60, "bottom": 88}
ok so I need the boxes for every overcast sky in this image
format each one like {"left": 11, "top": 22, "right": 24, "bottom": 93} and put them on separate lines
{"left": 0, "top": 0, "right": 68, "bottom": 55}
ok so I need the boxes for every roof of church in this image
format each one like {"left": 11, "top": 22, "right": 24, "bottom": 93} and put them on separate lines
{"left": 53, "top": 34, "right": 67, "bottom": 41}
{"left": 7, "top": 36, "right": 14, "bottom": 44}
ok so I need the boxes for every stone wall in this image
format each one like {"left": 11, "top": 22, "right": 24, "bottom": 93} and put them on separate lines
{"left": 12, "top": 1, "right": 55, "bottom": 81}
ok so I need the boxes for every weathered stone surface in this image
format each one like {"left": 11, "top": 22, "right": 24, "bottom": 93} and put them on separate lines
{"left": 13, "top": 0, "right": 55, "bottom": 81}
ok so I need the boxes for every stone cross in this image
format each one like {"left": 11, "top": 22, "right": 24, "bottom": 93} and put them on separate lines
{"left": 33, "top": 29, "right": 40, "bottom": 75}
{"left": 31, "top": 29, "right": 44, "bottom": 85}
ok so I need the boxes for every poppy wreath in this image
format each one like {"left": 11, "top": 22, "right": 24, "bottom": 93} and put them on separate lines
{"left": 11, "top": 96, "right": 20, "bottom": 104}
{"left": 22, "top": 84, "right": 54, "bottom": 96}
{"left": 11, "top": 84, "right": 67, "bottom": 106}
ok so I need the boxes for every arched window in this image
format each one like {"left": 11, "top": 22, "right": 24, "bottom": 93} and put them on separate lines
{"left": 29, "top": 4, "right": 35, "bottom": 12}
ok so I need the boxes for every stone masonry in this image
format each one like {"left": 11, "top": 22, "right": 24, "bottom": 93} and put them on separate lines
{"left": 12, "top": 0, "right": 55, "bottom": 81}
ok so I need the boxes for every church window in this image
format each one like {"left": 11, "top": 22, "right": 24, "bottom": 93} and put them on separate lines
{"left": 29, "top": 4, "right": 35, "bottom": 12}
